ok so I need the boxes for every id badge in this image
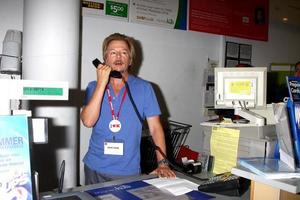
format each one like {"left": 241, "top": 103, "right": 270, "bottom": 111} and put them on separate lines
{"left": 104, "top": 140, "right": 124, "bottom": 155}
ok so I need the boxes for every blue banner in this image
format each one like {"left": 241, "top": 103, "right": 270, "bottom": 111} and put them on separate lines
{"left": 0, "top": 115, "right": 33, "bottom": 200}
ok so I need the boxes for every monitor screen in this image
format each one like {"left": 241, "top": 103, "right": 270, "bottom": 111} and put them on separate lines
{"left": 214, "top": 67, "right": 267, "bottom": 109}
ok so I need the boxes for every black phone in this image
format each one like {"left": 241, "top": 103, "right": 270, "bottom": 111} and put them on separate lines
{"left": 92, "top": 58, "right": 122, "bottom": 79}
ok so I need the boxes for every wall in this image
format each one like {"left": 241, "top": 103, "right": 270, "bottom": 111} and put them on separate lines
{"left": 225, "top": 21, "right": 300, "bottom": 67}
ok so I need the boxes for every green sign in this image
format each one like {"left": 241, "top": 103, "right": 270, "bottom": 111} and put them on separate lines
{"left": 106, "top": 1, "right": 128, "bottom": 18}
{"left": 23, "top": 87, "right": 63, "bottom": 96}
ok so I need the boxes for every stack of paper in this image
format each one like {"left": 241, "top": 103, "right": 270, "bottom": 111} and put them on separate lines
{"left": 238, "top": 157, "right": 300, "bottom": 179}
{"left": 143, "top": 177, "right": 198, "bottom": 196}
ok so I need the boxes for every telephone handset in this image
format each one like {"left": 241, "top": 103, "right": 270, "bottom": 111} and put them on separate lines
{"left": 92, "top": 58, "right": 122, "bottom": 79}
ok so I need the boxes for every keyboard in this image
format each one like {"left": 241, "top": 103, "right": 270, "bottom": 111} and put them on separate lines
{"left": 197, "top": 173, "right": 250, "bottom": 196}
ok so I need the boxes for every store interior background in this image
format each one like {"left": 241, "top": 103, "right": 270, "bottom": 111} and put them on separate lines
{"left": 1, "top": 0, "right": 300, "bottom": 191}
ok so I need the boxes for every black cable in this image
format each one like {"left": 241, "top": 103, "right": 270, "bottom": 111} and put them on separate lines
{"left": 58, "top": 160, "right": 65, "bottom": 193}
{"left": 122, "top": 78, "right": 144, "bottom": 125}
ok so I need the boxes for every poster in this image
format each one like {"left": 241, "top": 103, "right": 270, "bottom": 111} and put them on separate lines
{"left": 0, "top": 115, "right": 33, "bottom": 200}
{"left": 82, "top": 0, "right": 130, "bottom": 21}
{"left": 129, "top": 0, "right": 187, "bottom": 30}
{"left": 189, "top": 0, "right": 268, "bottom": 41}
{"left": 225, "top": 42, "right": 252, "bottom": 67}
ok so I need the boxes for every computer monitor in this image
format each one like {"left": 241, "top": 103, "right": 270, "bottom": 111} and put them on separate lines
{"left": 214, "top": 67, "right": 267, "bottom": 125}
{"left": 215, "top": 67, "right": 267, "bottom": 109}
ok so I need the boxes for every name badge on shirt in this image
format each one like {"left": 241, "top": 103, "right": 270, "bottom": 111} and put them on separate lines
{"left": 104, "top": 141, "right": 124, "bottom": 155}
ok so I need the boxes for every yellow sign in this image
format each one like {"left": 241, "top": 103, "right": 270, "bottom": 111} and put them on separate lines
{"left": 210, "top": 127, "right": 240, "bottom": 174}
{"left": 229, "top": 80, "right": 251, "bottom": 95}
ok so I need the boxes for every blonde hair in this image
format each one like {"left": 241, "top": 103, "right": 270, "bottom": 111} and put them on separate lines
{"left": 102, "top": 33, "right": 135, "bottom": 64}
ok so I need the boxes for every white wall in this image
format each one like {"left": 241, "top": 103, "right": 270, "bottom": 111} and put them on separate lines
{"left": 225, "top": 22, "right": 300, "bottom": 67}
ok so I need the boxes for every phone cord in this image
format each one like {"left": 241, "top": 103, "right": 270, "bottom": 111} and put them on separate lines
{"left": 124, "top": 81, "right": 144, "bottom": 126}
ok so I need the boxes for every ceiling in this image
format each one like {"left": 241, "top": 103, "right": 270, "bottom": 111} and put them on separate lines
{"left": 270, "top": 0, "right": 300, "bottom": 27}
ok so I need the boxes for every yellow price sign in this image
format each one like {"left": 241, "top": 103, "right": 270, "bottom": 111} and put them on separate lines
{"left": 229, "top": 81, "right": 251, "bottom": 95}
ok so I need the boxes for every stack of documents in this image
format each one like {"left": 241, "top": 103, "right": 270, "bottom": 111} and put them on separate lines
{"left": 238, "top": 157, "right": 300, "bottom": 179}
{"left": 143, "top": 177, "right": 198, "bottom": 196}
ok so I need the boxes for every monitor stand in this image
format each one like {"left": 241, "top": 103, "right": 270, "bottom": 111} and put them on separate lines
{"left": 235, "top": 108, "right": 266, "bottom": 126}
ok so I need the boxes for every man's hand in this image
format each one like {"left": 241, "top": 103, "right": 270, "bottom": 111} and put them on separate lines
{"left": 96, "top": 63, "right": 111, "bottom": 85}
{"left": 151, "top": 165, "right": 176, "bottom": 178}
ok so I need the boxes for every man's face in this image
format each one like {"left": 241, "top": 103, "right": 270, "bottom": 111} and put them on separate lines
{"left": 105, "top": 40, "right": 131, "bottom": 72}
{"left": 295, "top": 65, "right": 300, "bottom": 77}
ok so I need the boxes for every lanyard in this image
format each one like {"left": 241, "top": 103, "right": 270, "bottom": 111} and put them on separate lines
{"left": 106, "top": 85, "right": 127, "bottom": 120}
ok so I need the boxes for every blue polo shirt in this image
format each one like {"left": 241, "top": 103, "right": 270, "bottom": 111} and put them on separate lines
{"left": 83, "top": 75, "right": 161, "bottom": 176}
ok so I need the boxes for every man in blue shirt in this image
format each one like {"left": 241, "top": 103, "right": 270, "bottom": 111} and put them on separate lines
{"left": 81, "top": 33, "right": 176, "bottom": 184}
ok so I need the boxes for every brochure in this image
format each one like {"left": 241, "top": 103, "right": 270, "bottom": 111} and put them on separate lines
{"left": 86, "top": 178, "right": 215, "bottom": 200}
{"left": 286, "top": 76, "right": 300, "bottom": 102}
{"left": 0, "top": 115, "right": 33, "bottom": 200}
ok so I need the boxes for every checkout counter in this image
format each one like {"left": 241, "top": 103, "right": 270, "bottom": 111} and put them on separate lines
{"left": 40, "top": 119, "right": 251, "bottom": 200}
{"left": 40, "top": 172, "right": 249, "bottom": 200}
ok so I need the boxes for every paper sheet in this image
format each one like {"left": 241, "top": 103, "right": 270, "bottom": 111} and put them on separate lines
{"left": 143, "top": 177, "right": 198, "bottom": 196}
{"left": 210, "top": 127, "right": 240, "bottom": 174}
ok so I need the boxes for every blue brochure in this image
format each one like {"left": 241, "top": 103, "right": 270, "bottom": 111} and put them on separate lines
{"left": 0, "top": 115, "right": 33, "bottom": 200}
{"left": 286, "top": 99, "right": 300, "bottom": 167}
{"left": 86, "top": 179, "right": 215, "bottom": 200}
{"left": 286, "top": 76, "right": 300, "bottom": 167}
{"left": 286, "top": 76, "right": 300, "bottom": 102}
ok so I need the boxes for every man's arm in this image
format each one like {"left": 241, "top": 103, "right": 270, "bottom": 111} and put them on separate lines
{"left": 80, "top": 82, "right": 106, "bottom": 127}
{"left": 147, "top": 116, "right": 176, "bottom": 178}
{"left": 80, "top": 64, "right": 111, "bottom": 127}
